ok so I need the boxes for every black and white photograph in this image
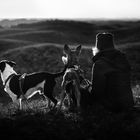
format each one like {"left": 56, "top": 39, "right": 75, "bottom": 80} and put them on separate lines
{"left": 0, "top": 0, "right": 140, "bottom": 139}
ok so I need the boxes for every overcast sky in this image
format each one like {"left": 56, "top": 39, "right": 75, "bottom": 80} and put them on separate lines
{"left": 0, "top": 0, "right": 139, "bottom": 19}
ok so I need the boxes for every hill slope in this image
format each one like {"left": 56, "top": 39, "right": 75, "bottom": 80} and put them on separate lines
{"left": 1, "top": 19, "right": 140, "bottom": 46}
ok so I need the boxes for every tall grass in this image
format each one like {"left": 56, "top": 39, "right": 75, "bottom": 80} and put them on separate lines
{"left": 0, "top": 96, "right": 140, "bottom": 140}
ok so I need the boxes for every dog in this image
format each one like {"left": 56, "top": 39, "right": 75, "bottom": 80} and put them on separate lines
{"left": 58, "top": 44, "right": 83, "bottom": 110}
{"left": 0, "top": 60, "right": 67, "bottom": 110}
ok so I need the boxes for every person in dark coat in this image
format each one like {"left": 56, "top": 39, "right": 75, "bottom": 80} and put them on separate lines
{"left": 91, "top": 32, "right": 134, "bottom": 112}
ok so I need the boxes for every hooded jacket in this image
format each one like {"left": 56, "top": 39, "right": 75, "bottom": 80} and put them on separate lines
{"left": 91, "top": 48, "right": 134, "bottom": 111}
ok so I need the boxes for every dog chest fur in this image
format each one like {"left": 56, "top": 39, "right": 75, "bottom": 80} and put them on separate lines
{"left": 4, "top": 80, "right": 17, "bottom": 102}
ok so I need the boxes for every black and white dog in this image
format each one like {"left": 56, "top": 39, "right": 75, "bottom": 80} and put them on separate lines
{"left": 0, "top": 60, "right": 67, "bottom": 110}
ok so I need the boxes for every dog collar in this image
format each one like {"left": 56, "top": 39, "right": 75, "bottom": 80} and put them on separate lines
{"left": 4, "top": 74, "right": 16, "bottom": 86}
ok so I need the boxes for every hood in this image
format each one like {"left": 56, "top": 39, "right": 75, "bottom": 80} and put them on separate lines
{"left": 92, "top": 49, "right": 131, "bottom": 72}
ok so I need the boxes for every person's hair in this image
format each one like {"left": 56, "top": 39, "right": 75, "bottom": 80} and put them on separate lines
{"left": 95, "top": 32, "right": 115, "bottom": 51}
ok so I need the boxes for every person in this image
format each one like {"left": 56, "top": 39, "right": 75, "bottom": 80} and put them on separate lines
{"left": 91, "top": 32, "right": 134, "bottom": 112}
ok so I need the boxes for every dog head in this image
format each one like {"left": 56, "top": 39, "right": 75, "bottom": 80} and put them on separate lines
{"left": 0, "top": 60, "right": 16, "bottom": 73}
{"left": 62, "top": 44, "right": 82, "bottom": 67}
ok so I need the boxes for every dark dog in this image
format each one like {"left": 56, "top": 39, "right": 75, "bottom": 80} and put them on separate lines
{"left": 0, "top": 60, "right": 66, "bottom": 109}
{"left": 58, "top": 45, "right": 82, "bottom": 110}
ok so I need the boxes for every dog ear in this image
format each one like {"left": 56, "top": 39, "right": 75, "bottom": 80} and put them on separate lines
{"left": 76, "top": 45, "right": 82, "bottom": 55}
{"left": 62, "top": 56, "right": 68, "bottom": 65}
{"left": 63, "top": 44, "right": 71, "bottom": 54}
{"left": 7, "top": 61, "right": 16, "bottom": 67}
{"left": 0, "top": 61, "right": 6, "bottom": 72}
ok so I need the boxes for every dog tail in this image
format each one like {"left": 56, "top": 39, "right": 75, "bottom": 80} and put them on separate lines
{"left": 53, "top": 64, "right": 67, "bottom": 78}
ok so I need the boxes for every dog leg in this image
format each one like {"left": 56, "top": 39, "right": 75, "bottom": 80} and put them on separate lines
{"left": 47, "top": 99, "right": 51, "bottom": 108}
{"left": 42, "top": 94, "right": 51, "bottom": 108}
{"left": 40, "top": 94, "right": 51, "bottom": 110}
{"left": 68, "top": 91, "right": 71, "bottom": 107}
{"left": 74, "top": 81, "right": 81, "bottom": 109}
{"left": 44, "top": 82, "right": 58, "bottom": 109}
{"left": 45, "top": 94, "right": 57, "bottom": 109}
{"left": 58, "top": 89, "right": 66, "bottom": 111}
{"left": 19, "top": 98, "right": 22, "bottom": 110}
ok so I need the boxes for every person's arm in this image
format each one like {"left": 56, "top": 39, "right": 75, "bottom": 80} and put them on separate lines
{"left": 91, "top": 61, "right": 106, "bottom": 97}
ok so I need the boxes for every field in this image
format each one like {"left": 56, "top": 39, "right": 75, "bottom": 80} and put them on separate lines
{"left": 0, "top": 19, "right": 140, "bottom": 139}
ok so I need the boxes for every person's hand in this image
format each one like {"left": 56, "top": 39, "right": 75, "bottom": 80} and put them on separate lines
{"left": 88, "top": 86, "right": 92, "bottom": 93}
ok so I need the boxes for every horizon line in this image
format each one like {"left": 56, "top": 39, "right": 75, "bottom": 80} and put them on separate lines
{"left": 0, "top": 17, "right": 140, "bottom": 21}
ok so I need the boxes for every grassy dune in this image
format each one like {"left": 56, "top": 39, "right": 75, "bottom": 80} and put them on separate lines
{"left": 0, "top": 19, "right": 140, "bottom": 139}
{"left": 2, "top": 20, "right": 140, "bottom": 45}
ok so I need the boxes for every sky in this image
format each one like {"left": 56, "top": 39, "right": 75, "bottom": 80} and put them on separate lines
{"left": 0, "top": 0, "right": 140, "bottom": 19}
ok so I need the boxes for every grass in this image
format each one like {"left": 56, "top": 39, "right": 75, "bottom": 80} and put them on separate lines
{"left": 0, "top": 95, "right": 140, "bottom": 140}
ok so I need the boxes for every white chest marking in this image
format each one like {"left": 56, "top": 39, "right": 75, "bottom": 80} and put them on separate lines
{"left": 4, "top": 80, "right": 17, "bottom": 102}
{"left": 1, "top": 64, "right": 17, "bottom": 102}
{"left": 1, "top": 63, "right": 17, "bottom": 85}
